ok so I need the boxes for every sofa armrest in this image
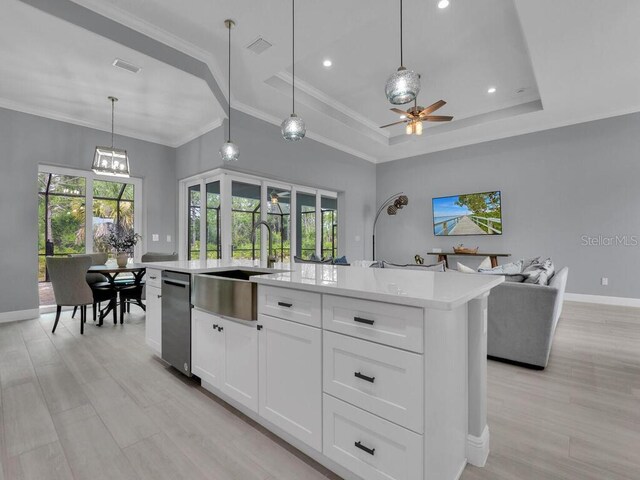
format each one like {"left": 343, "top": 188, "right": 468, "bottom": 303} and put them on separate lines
{"left": 487, "top": 282, "right": 561, "bottom": 368}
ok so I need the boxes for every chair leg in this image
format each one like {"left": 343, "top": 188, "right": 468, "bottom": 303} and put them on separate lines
{"left": 112, "top": 298, "right": 117, "bottom": 325}
{"left": 72, "top": 306, "right": 77, "bottom": 318}
{"left": 93, "top": 302, "right": 97, "bottom": 322}
{"left": 80, "top": 306, "right": 85, "bottom": 335}
{"left": 52, "top": 305, "right": 62, "bottom": 333}
{"left": 120, "top": 300, "right": 125, "bottom": 324}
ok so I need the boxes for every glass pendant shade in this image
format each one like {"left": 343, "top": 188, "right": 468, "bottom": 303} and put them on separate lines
{"left": 281, "top": 114, "right": 306, "bottom": 141}
{"left": 219, "top": 141, "right": 239, "bottom": 162}
{"left": 405, "top": 123, "right": 412, "bottom": 135}
{"left": 92, "top": 147, "right": 130, "bottom": 177}
{"left": 385, "top": 67, "right": 421, "bottom": 105}
{"left": 415, "top": 120, "right": 423, "bottom": 135}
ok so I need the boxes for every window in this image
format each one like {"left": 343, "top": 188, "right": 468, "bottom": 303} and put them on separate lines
{"left": 231, "top": 181, "right": 261, "bottom": 260}
{"left": 188, "top": 184, "right": 201, "bottom": 260}
{"left": 92, "top": 180, "right": 135, "bottom": 254}
{"left": 296, "top": 192, "right": 316, "bottom": 259}
{"left": 206, "top": 181, "right": 221, "bottom": 259}
{"left": 267, "top": 187, "right": 291, "bottom": 263}
{"left": 38, "top": 173, "right": 86, "bottom": 281}
{"left": 321, "top": 196, "right": 338, "bottom": 259}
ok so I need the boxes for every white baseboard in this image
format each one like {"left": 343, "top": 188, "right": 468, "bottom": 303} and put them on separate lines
{"left": 564, "top": 293, "right": 640, "bottom": 308}
{"left": 0, "top": 308, "right": 40, "bottom": 324}
{"left": 466, "top": 425, "right": 490, "bottom": 467}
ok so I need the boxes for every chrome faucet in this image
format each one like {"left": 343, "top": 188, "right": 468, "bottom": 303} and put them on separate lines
{"left": 252, "top": 220, "right": 278, "bottom": 268}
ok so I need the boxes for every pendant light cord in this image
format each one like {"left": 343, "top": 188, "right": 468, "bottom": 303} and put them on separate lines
{"left": 111, "top": 97, "right": 115, "bottom": 149}
{"left": 292, "top": 0, "right": 295, "bottom": 114}
{"left": 400, "top": 0, "right": 404, "bottom": 67}
{"left": 228, "top": 21, "right": 232, "bottom": 142}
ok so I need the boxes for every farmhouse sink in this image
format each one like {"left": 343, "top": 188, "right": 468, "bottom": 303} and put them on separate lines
{"left": 191, "top": 269, "right": 275, "bottom": 321}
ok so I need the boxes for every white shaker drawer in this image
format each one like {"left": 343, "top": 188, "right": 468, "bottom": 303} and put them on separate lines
{"left": 323, "top": 394, "right": 423, "bottom": 480}
{"left": 322, "top": 295, "right": 424, "bottom": 353}
{"left": 146, "top": 268, "right": 162, "bottom": 288}
{"left": 258, "top": 285, "right": 321, "bottom": 328}
{"left": 323, "top": 331, "right": 424, "bottom": 433}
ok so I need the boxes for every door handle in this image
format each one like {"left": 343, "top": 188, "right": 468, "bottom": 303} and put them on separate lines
{"left": 212, "top": 324, "right": 218, "bottom": 330}
{"left": 163, "top": 280, "right": 187, "bottom": 288}
{"left": 354, "top": 316, "right": 374, "bottom": 325}
{"left": 217, "top": 326, "right": 223, "bottom": 332}
{"left": 354, "top": 371, "right": 375, "bottom": 383}
{"left": 277, "top": 301, "right": 293, "bottom": 308}
{"left": 354, "top": 441, "right": 375, "bottom": 456}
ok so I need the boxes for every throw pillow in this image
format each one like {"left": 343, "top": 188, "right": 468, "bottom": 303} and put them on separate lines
{"left": 523, "top": 257, "right": 555, "bottom": 285}
{"left": 457, "top": 262, "right": 477, "bottom": 274}
{"left": 309, "top": 253, "right": 322, "bottom": 262}
{"left": 478, "top": 256, "right": 492, "bottom": 270}
{"left": 333, "top": 256, "right": 348, "bottom": 264}
{"left": 369, "top": 261, "right": 385, "bottom": 268}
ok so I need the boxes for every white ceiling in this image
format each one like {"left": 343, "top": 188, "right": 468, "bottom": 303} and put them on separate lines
{"left": 3, "top": 0, "right": 640, "bottom": 162}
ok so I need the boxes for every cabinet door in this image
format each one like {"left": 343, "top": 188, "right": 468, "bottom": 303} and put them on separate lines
{"left": 258, "top": 314, "right": 322, "bottom": 451}
{"left": 145, "top": 284, "right": 162, "bottom": 354}
{"left": 191, "top": 309, "right": 224, "bottom": 389}
{"left": 220, "top": 318, "right": 259, "bottom": 412}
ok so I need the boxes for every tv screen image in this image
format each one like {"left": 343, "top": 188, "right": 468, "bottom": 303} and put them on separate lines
{"left": 432, "top": 191, "right": 502, "bottom": 236}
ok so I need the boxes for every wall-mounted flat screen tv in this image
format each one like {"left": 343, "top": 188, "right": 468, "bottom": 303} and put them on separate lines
{"left": 432, "top": 191, "right": 502, "bottom": 236}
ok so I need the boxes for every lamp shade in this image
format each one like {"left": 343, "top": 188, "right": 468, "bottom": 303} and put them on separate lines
{"left": 281, "top": 114, "right": 306, "bottom": 141}
{"left": 385, "top": 67, "right": 421, "bottom": 105}
{"left": 92, "top": 147, "right": 130, "bottom": 177}
{"left": 219, "top": 141, "right": 239, "bottom": 162}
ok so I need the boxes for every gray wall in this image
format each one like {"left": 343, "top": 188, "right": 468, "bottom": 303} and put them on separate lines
{"left": 176, "top": 109, "right": 377, "bottom": 262}
{"left": 0, "top": 107, "right": 176, "bottom": 314}
{"left": 376, "top": 112, "right": 640, "bottom": 298}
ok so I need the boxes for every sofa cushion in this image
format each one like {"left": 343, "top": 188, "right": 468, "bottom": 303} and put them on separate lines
{"left": 456, "top": 262, "right": 477, "bottom": 273}
{"left": 382, "top": 261, "right": 446, "bottom": 272}
{"left": 479, "top": 259, "right": 523, "bottom": 275}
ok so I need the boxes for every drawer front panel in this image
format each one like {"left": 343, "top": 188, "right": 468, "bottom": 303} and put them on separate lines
{"left": 323, "top": 295, "right": 424, "bottom": 352}
{"left": 323, "top": 395, "right": 423, "bottom": 480}
{"left": 323, "top": 332, "right": 424, "bottom": 433}
{"left": 258, "top": 285, "right": 321, "bottom": 327}
{"left": 146, "top": 268, "right": 162, "bottom": 288}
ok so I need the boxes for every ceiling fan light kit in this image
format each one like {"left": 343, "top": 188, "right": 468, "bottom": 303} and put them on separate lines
{"left": 385, "top": 0, "right": 421, "bottom": 105}
{"left": 281, "top": 0, "right": 306, "bottom": 141}
{"left": 92, "top": 96, "right": 130, "bottom": 177}
{"left": 220, "top": 19, "right": 240, "bottom": 162}
{"left": 380, "top": 99, "right": 453, "bottom": 134}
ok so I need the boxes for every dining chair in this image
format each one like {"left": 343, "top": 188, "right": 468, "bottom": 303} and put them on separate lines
{"left": 119, "top": 252, "right": 178, "bottom": 322}
{"left": 70, "top": 253, "right": 109, "bottom": 321}
{"left": 46, "top": 256, "right": 94, "bottom": 334}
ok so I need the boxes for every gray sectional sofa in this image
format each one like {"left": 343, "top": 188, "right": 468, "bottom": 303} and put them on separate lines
{"left": 487, "top": 267, "right": 569, "bottom": 369}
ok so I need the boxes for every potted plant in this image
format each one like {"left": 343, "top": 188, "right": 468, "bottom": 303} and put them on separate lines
{"left": 106, "top": 224, "right": 141, "bottom": 267}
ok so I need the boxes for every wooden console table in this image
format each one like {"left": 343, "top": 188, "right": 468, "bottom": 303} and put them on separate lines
{"left": 428, "top": 251, "right": 511, "bottom": 269}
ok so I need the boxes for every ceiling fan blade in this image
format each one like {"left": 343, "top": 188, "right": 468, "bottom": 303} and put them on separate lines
{"left": 424, "top": 115, "right": 454, "bottom": 122}
{"left": 419, "top": 100, "right": 446, "bottom": 116}
{"left": 379, "top": 120, "right": 409, "bottom": 128}
{"left": 389, "top": 108, "right": 408, "bottom": 116}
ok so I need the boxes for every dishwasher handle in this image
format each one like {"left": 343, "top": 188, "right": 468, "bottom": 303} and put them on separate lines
{"left": 163, "top": 279, "right": 189, "bottom": 288}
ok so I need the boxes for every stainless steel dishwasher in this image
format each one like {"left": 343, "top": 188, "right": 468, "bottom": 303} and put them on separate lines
{"left": 161, "top": 270, "right": 192, "bottom": 376}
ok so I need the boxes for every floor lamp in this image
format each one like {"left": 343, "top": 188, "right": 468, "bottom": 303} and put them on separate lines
{"left": 372, "top": 192, "right": 409, "bottom": 260}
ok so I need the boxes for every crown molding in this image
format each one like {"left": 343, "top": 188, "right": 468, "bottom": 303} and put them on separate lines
{"left": 174, "top": 118, "right": 224, "bottom": 148}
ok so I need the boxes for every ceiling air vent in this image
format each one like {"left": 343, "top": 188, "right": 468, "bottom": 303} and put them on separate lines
{"left": 246, "top": 37, "right": 272, "bottom": 55}
{"left": 112, "top": 58, "right": 142, "bottom": 74}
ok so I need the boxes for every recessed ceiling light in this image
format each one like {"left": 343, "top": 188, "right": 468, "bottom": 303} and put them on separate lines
{"left": 323, "top": 59, "right": 332, "bottom": 68}
{"left": 438, "top": 0, "right": 450, "bottom": 9}
{"left": 487, "top": 87, "right": 497, "bottom": 94}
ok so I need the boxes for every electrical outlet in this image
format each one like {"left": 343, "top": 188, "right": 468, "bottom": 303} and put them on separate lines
{"left": 601, "top": 277, "right": 608, "bottom": 286}
{"left": 166, "top": 235, "right": 172, "bottom": 243}
{"left": 152, "top": 234, "right": 159, "bottom": 242}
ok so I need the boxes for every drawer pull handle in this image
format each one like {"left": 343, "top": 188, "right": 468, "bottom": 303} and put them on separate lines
{"left": 354, "top": 316, "right": 374, "bottom": 325}
{"left": 212, "top": 324, "right": 218, "bottom": 330}
{"left": 149, "top": 276, "right": 157, "bottom": 280}
{"left": 354, "top": 441, "right": 375, "bottom": 456}
{"left": 354, "top": 372, "right": 375, "bottom": 383}
{"left": 278, "top": 301, "right": 293, "bottom": 308}
{"left": 218, "top": 326, "right": 223, "bottom": 332}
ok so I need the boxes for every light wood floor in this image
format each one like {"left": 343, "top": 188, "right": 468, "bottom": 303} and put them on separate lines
{"left": 0, "top": 302, "right": 638, "bottom": 480}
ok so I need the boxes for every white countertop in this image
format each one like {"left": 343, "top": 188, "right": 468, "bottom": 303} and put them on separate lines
{"left": 253, "top": 264, "right": 504, "bottom": 310}
{"left": 137, "top": 258, "right": 290, "bottom": 274}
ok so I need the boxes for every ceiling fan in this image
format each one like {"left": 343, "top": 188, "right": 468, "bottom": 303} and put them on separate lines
{"left": 380, "top": 99, "right": 453, "bottom": 135}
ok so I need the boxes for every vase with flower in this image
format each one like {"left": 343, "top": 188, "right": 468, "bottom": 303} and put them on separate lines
{"left": 106, "top": 224, "right": 141, "bottom": 267}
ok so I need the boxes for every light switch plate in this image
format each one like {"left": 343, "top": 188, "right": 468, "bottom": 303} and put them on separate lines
{"left": 166, "top": 235, "right": 172, "bottom": 243}
{"left": 152, "top": 234, "right": 159, "bottom": 242}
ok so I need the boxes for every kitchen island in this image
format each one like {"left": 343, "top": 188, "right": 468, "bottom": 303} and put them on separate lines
{"left": 140, "top": 260, "right": 503, "bottom": 480}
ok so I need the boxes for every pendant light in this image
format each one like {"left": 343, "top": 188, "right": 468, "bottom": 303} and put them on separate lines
{"left": 385, "top": 0, "right": 421, "bottom": 105}
{"left": 220, "top": 19, "right": 240, "bottom": 162}
{"left": 281, "top": 0, "right": 306, "bottom": 141}
{"left": 92, "top": 96, "right": 130, "bottom": 177}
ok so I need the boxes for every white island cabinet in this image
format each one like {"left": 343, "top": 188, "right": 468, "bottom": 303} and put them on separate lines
{"left": 144, "top": 268, "right": 162, "bottom": 354}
